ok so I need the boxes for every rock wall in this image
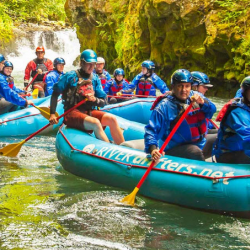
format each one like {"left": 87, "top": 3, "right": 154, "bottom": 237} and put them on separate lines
{"left": 65, "top": 0, "right": 250, "bottom": 97}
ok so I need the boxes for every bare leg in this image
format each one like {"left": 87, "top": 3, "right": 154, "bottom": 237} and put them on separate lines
{"left": 83, "top": 116, "right": 110, "bottom": 143}
{"left": 101, "top": 113, "right": 125, "bottom": 144}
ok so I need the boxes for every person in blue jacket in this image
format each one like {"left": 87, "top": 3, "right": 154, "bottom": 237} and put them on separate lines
{"left": 49, "top": 49, "right": 124, "bottom": 145}
{"left": 191, "top": 71, "right": 217, "bottom": 134}
{"left": 234, "top": 87, "right": 243, "bottom": 98}
{"left": 104, "top": 68, "right": 133, "bottom": 103}
{"left": 0, "top": 54, "right": 5, "bottom": 71}
{"left": 213, "top": 76, "right": 250, "bottom": 164}
{"left": 0, "top": 61, "right": 33, "bottom": 115}
{"left": 44, "top": 57, "right": 65, "bottom": 97}
{"left": 93, "top": 57, "right": 111, "bottom": 89}
{"left": 144, "top": 69, "right": 216, "bottom": 161}
{"left": 130, "top": 60, "right": 169, "bottom": 96}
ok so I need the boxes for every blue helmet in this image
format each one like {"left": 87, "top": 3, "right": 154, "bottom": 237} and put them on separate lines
{"left": 3, "top": 61, "right": 13, "bottom": 69}
{"left": 191, "top": 71, "right": 213, "bottom": 87}
{"left": 171, "top": 69, "right": 193, "bottom": 85}
{"left": 141, "top": 60, "right": 155, "bottom": 70}
{"left": 80, "top": 49, "right": 97, "bottom": 63}
{"left": 54, "top": 57, "right": 65, "bottom": 67}
{"left": 114, "top": 68, "right": 125, "bottom": 77}
{"left": 0, "top": 54, "right": 5, "bottom": 62}
{"left": 241, "top": 76, "right": 250, "bottom": 92}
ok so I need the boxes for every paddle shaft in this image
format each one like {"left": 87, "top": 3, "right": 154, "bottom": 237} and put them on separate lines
{"left": 25, "top": 73, "right": 39, "bottom": 91}
{"left": 23, "top": 98, "right": 87, "bottom": 143}
{"left": 136, "top": 103, "right": 193, "bottom": 189}
{"left": 121, "top": 94, "right": 156, "bottom": 98}
{"left": 209, "top": 119, "right": 219, "bottom": 129}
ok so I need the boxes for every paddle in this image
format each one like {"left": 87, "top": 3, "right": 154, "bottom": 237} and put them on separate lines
{"left": 121, "top": 102, "right": 193, "bottom": 206}
{"left": 20, "top": 89, "right": 39, "bottom": 99}
{"left": 209, "top": 119, "right": 219, "bottom": 129}
{"left": 121, "top": 94, "right": 157, "bottom": 98}
{"left": 25, "top": 73, "right": 39, "bottom": 91}
{"left": 0, "top": 98, "right": 88, "bottom": 157}
{"left": 20, "top": 89, "right": 57, "bottom": 120}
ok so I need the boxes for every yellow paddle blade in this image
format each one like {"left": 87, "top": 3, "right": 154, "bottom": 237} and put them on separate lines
{"left": 0, "top": 140, "right": 26, "bottom": 157}
{"left": 120, "top": 187, "right": 139, "bottom": 206}
{"left": 31, "top": 89, "right": 39, "bottom": 99}
{"left": 33, "top": 106, "right": 59, "bottom": 120}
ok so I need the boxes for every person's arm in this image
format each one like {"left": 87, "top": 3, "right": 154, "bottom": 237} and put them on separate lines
{"left": 45, "top": 72, "right": 57, "bottom": 96}
{"left": 24, "top": 61, "right": 34, "bottom": 82}
{"left": 129, "top": 73, "right": 142, "bottom": 90}
{"left": 103, "top": 80, "right": 111, "bottom": 95}
{"left": 105, "top": 71, "right": 111, "bottom": 81}
{"left": 226, "top": 109, "right": 250, "bottom": 157}
{"left": 144, "top": 107, "right": 169, "bottom": 154}
{"left": 195, "top": 92, "right": 216, "bottom": 119}
{"left": 93, "top": 76, "right": 107, "bottom": 107}
{"left": 0, "top": 78, "right": 27, "bottom": 107}
{"left": 153, "top": 74, "right": 169, "bottom": 93}
{"left": 46, "top": 59, "right": 54, "bottom": 71}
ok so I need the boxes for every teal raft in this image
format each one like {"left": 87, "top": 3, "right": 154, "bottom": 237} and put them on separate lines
{"left": 0, "top": 96, "right": 64, "bottom": 137}
{"left": 101, "top": 98, "right": 154, "bottom": 124}
{"left": 56, "top": 124, "right": 250, "bottom": 218}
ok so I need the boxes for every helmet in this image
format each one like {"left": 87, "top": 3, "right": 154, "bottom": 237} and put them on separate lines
{"left": 36, "top": 46, "right": 45, "bottom": 52}
{"left": 0, "top": 54, "right": 5, "bottom": 62}
{"left": 141, "top": 60, "right": 155, "bottom": 70}
{"left": 240, "top": 76, "right": 250, "bottom": 92}
{"left": 171, "top": 69, "right": 193, "bottom": 85}
{"left": 191, "top": 71, "right": 213, "bottom": 87}
{"left": 96, "top": 57, "right": 105, "bottom": 64}
{"left": 80, "top": 49, "right": 97, "bottom": 63}
{"left": 53, "top": 57, "right": 65, "bottom": 67}
{"left": 3, "top": 61, "right": 13, "bottom": 69}
{"left": 114, "top": 68, "right": 125, "bottom": 77}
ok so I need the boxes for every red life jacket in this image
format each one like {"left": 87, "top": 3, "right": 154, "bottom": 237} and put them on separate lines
{"left": 137, "top": 76, "right": 154, "bottom": 96}
{"left": 183, "top": 107, "right": 207, "bottom": 142}
{"left": 215, "top": 99, "right": 235, "bottom": 122}
{"left": 110, "top": 80, "right": 123, "bottom": 95}
{"left": 7, "top": 76, "right": 14, "bottom": 89}
{"left": 98, "top": 73, "right": 108, "bottom": 89}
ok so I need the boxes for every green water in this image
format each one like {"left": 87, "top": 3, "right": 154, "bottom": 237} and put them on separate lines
{"left": 0, "top": 74, "right": 249, "bottom": 249}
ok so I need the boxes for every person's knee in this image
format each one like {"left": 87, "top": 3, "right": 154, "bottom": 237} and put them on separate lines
{"left": 187, "top": 145, "right": 205, "bottom": 161}
{"left": 103, "top": 114, "right": 118, "bottom": 126}
{"left": 91, "top": 118, "right": 102, "bottom": 130}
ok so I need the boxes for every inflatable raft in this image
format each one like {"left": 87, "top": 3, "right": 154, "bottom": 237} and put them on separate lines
{"left": 101, "top": 98, "right": 154, "bottom": 124}
{"left": 56, "top": 124, "right": 250, "bottom": 218}
{"left": 0, "top": 96, "right": 64, "bottom": 137}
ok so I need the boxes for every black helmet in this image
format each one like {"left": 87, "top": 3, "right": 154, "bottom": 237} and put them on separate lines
{"left": 241, "top": 76, "right": 250, "bottom": 92}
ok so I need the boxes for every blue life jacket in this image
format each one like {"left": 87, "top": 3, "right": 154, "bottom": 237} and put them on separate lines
{"left": 104, "top": 79, "right": 132, "bottom": 96}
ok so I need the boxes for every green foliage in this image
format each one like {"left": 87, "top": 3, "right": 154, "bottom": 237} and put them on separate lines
{"left": 0, "top": 0, "right": 66, "bottom": 44}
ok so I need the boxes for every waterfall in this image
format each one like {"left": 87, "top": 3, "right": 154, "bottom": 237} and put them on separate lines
{"left": 6, "top": 29, "right": 80, "bottom": 77}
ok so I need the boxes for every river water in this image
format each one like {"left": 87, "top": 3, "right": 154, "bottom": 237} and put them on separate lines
{"left": 0, "top": 29, "right": 249, "bottom": 250}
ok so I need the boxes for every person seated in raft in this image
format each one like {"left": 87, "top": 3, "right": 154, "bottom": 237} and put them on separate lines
{"left": 0, "top": 61, "right": 33, "bottom": 115}
{"left": 93, "top": 57, "right": 111, "bottom": 89}
{"left": 104, "top": 68, "right": 133, "bottom": 104}
{"left": 24, "top": 46, "right": 53, "bottom": 98}
{"left": 129, "top": 60, "right": 169, "bottom": 97}
{"left": 0, "top": 54, "right": 5, "bottom": 71}
{"left": 213, "top": 76, "right": 250, "bottom": 164}
{"left": 234, "top": 87, "right": 243, "bottom": 98}
{"left": 191, "top": 71, "right": 218, "bottom": 135}
{"left": 44, "top": 57, "right": 65, "bottom": 97}
{"left": 144, "top": 69, "right": 217, "bottom": 161}
{"left": 49, "top": 49, "right": 125, "bottom": 145}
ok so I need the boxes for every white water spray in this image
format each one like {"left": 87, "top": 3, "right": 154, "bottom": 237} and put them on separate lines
{"left": 6, "top": 29, "right": 80, "bottom": 82}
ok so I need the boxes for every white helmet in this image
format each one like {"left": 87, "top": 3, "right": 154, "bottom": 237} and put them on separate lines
{"left": 96, "top": 57, "right": 105, "bottom": 64}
